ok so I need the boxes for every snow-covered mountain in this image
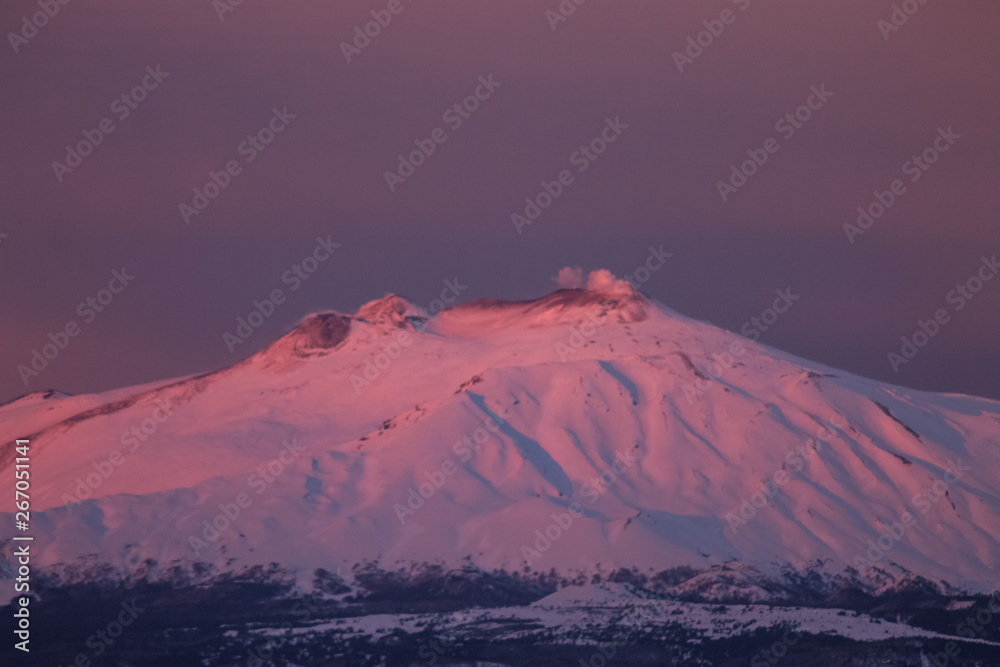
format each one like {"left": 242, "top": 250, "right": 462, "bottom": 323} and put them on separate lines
{"left": 2, "top": 278, "right": 999, "bottom": 601}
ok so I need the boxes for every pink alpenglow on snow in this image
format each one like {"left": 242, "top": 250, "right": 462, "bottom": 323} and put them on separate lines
{"left": 2, "top": 277, "right": 1000, "bottom": 604}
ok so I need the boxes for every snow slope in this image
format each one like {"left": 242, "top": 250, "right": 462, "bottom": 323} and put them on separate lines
{"left": 2, "top": 281, "right": 999, "bottom": 598}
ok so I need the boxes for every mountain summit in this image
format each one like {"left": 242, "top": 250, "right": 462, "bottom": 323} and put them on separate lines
{"left": 1, "top": 282, "right": 999, "bottom": 603}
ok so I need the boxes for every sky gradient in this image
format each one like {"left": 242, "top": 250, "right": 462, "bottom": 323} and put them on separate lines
{"left": 1, "top": 0, "right": 999, "bottom": 404}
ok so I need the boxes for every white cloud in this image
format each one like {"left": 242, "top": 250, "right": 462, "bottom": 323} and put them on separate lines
{"left": 586, "top": 269, "right": 621, "bottom": 291}
{"left": 554, "top": 266, "right": 585, "bottom": 289}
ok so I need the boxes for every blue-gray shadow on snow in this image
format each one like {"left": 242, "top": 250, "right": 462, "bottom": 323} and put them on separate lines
{"left": 466, "top": 392, "right": 574, "bottom": 497}
{"left": 599, "top": 360, "right": 639, "bottom": 405}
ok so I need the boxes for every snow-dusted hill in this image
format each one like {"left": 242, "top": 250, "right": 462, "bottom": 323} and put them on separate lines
{"left": 2, "top": 278, "right": 999, "bottom": 600}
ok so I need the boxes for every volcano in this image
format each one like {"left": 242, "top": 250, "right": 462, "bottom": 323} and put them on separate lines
{"left": 3, "top": 279, "right": 998, "bottom": 609}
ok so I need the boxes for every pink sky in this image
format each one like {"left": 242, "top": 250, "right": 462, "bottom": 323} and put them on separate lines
{"left": 1, "top": 0, "right": 998, "bottom": 402}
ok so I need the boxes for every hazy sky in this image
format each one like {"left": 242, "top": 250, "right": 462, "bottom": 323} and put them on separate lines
{"left": 2, "top": 0, "right": 999, "bottom": 404}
